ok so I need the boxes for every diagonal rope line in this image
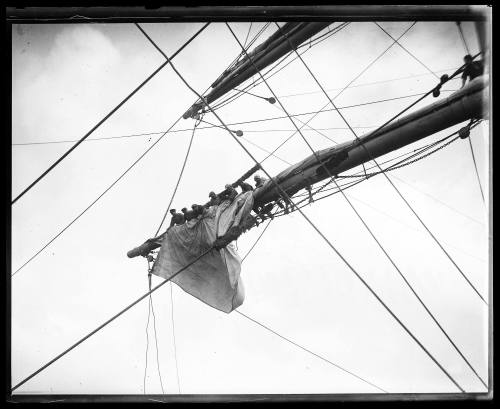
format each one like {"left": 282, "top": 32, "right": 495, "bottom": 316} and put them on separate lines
{"left": 136, "top": 21, "right": 466, "bottom": 393}
{"left": 241, "top": 219, "right": 273, "bottom": 261}
{"left": 374, "top": 22, "right": 440, "bottom": 80}
{"left": 11, "top": 247, "right": 214, "bottom": 393}
{"left": 11, "top": 23, "right": 210, "bottom": 205}
{"left": 270, "top": 23, "right": 487, "bottom": 306}
{"left": 256, "top": 22, "right": 418, "bottom": 165}
{"left": 467, "top": 135, "right": 485, "bottom": 203}
{"left": 209, "top": 23, "right": 350, "bottom": 112}
{"left": 13, "top": 90, "right": 456, "bottom": 147}
{"left": 226, "top": 23, "right": 465, "bottom": 392}
{"left": 456, "top": 22, "right": 471, "bottom": 55}
{"left": 455, "top": 23, "right": 485, "bottom": 205}
{"left": 279, "top": 23, "right": 489, "bottom": 384}
{"left": 237, "top": 222, "right": 387, "bottom": 392}
{"left": 234, "top": 310, "right": 387, "bottom": 393}
{"left": 246, "top": 21, "right": 472, "bottom": 392}
{"left": 154, "top": 122, "right": 198, "bottom": 236}
{"left": 12, "top": 114, "right": 182, "bottom": 277}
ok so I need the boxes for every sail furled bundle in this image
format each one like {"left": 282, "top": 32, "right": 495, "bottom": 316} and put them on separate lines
{"left": 151, "top": 191, "right": 254, "bottom": 313}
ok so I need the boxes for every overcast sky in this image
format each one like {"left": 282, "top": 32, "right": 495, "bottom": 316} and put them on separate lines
{"left": 11, "top": 14, "right": 490, "bottom": 396}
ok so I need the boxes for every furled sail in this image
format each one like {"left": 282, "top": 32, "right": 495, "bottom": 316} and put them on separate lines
{"left": 150, "top": 191, "right": 254, "bottom": 313}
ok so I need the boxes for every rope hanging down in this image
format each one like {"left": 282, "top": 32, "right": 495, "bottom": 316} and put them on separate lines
{"left": 11, "top": 247, "right": 214, "bottom": 393}
{"left": 234, "top": 21, "right": 470, "bottom": 392}
{"left": 11, "top": 23, "right": 210, "bottom": 205}
{"left": 136, "top": 20, "right": 465, "bottom": 393}
{"left": 143, "top": 262, "right": 166, "bottom": 395}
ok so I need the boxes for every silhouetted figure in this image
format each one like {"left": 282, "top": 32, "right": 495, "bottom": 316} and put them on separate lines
{"left": 181, "top": 207, "right": 195, "bottom": 222}
{"left": 168, "top": 209, "right": 185, "bottom": 229}
{"left": 461, "top": 54, "right": 484, "bottom": 88}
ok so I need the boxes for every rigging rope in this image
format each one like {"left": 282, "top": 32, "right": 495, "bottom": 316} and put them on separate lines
{"left": 137, "top": 20, "right": 466, "bottom": 393}
{"left": 154, "top": 121, "right": 199, "bottom": 236}
{"left": 280, "top": 21, "right": 487, "bottom": 386}
{"left": 14, "top": 90, "right": 448, "bottom": 146}
{"left": 209, "top": 23, "right": 350, "bottom": 112}
{"left": 255, "top": 22, "right": 418, "bottom": 165}
{"left": 234, "top": 310, "right": 388, "bottom": 393}
{"left": 11, "top": 23, "right": 210, "bottom": 205}
{"left": 374, "top": 22, "right": 440, "bottom": 80}
{"left": 170, "top": 283, "right": 181, "bottom": 393}
{"left": 265, "top": 24, "right": 487, "bottom": 306}
{"left": 237, "top": 220, "right": 388, "bottom": 393}
{"left": 455, "top": 23, "right": 485, "bottom": 205}
{"left": 228, "top": 21, "right": 474, "bottom": 393}
{"left": 280, "top": 31, "right": 488, "bottom": 305}
{"left": 144, "top": 262, "right": 166, "bottom": 395}
{"left": 11, "top": 247, "right": 214, "bottom": 392}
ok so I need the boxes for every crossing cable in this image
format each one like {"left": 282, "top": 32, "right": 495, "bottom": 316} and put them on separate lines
{"left": 254, "top": 22, "right": 419, "bottom": 166}
{"left": 262, "top": 22, "right": 487, "bottom": 389}
{"left": 137, "top": 22, "right": 466, "bottom": 394}
{"left": 227, "top": 21, "right": 468, "bottom": 392}
{"left": 273, "top": 29, "right": 488, "bottom": 305}
{"left": 148, "top": 122, "right": 202, "bottom": 393}
{"left": 11, "top": 23, "right": 210, "bottom": 205}
{"left": 12, "top": 43, "right": 222, "bottom": 278}
{"left": 248, "top": 133, "right": 486, "bottom": 265}
{"left": 210, "top": 23, "right": 350, "bottom": 112}
{"left": 237, "top": 221, "right": 387, "bottom": 393}
{"left": 374, "top": 22, "right": 440, "bottom": 80}
{"left": 14, "top": 91, "right": 444, "bottom": 146}
{"left": 11, "top": 247, "right": 214, "bottom": 393}
{"left": 455, "top": 23, "right": 485, "bottom": 204}
{"left": 11, "top": 112, "right": 182, "bottom": 277}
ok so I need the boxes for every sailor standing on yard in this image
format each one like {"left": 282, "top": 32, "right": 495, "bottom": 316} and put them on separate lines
{"left": 254, "top": 174, "right": 268, "bottom": 188}
{"left": 461, "top": 54, "right": 484, "bottom": 88}
{"left": 206, "top": 191, "right": 221, "bottom": 207}
{"left": 221, "top": 184, "right": 238, "bottom": 202}
{"left": 168, "top": 208, "right": 185, "bottom": 229}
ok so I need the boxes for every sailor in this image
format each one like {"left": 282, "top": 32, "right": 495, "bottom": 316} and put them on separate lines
{"left": 254, "top": 174, "right": 268, "bottom": 189}
{"left": 255, "top": 202, "right": 274, "bottom": 222}
{"left": 168, "top": 208, "right": 185, "bottom": 229}
{"left": 239, "top": 181, "right": 254, "bottom": 192}
{"left": 220, "top": 184, "right": 238, "bottom": 202}
{"left": 305, "top": 185, "right": 314, "bottom": 203}
{"left": 191, "top": 204, "right": 206, "bottom": 218}
{"left": 461, "top": 54, "right": 484, "bottom": 88}
{"left": 206, "top": 191, "right": 221, "bottom": 207}
{"left": 181, "top": 207, "right": 195, "bottom": 222}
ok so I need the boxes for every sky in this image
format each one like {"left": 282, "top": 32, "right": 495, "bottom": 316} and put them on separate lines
{"left": 11, "top": 13, "right": 491, "bottom": 396}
